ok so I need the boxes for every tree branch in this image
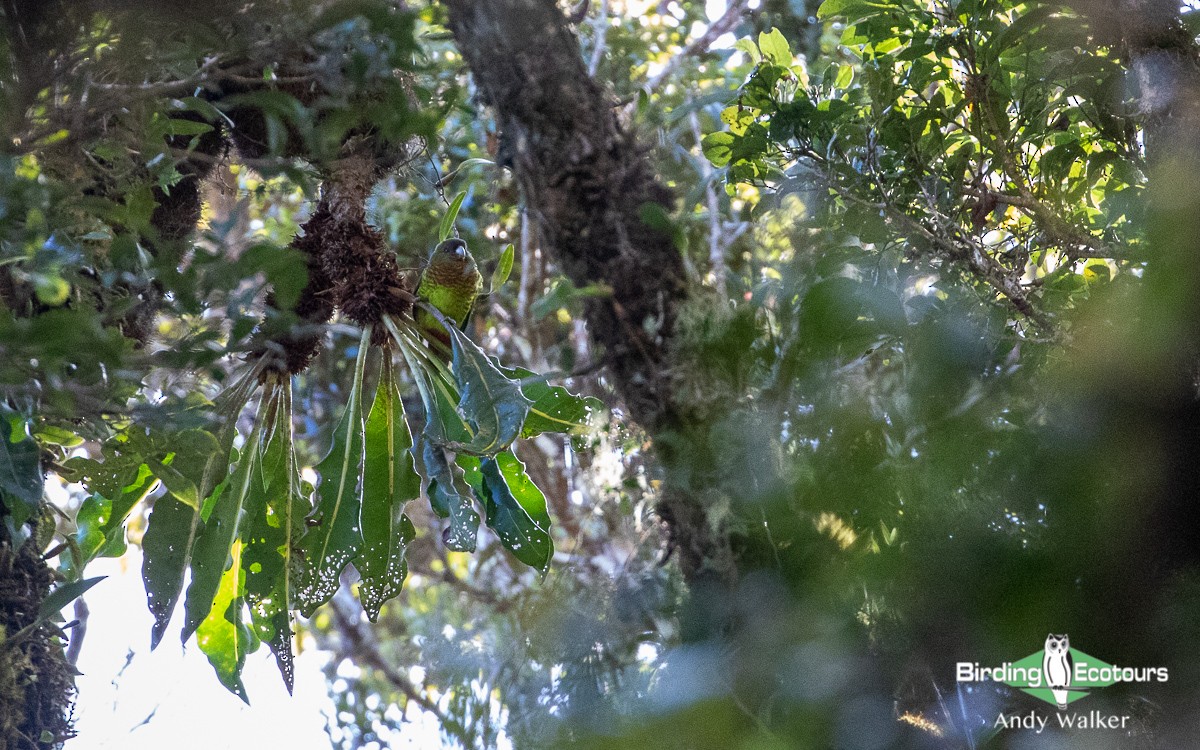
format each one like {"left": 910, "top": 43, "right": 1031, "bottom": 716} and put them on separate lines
{"left": 640, "top": 0, "right": 754, "bottom": 96}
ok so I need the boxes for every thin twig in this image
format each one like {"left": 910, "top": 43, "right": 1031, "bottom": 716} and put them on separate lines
{"left": 586, "top": 0, "right": 611, "bottom": 77}
{"left": 328, "top": 590, "right": 474, "bottom": 742}
{"left": 640, "top": 0, "right": 754, "bottom": 96}
{"left": 688, "top": 105, "right": 727, "bottom": 295}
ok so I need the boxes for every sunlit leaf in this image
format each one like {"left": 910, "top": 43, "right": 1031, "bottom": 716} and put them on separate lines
{"left": 33, "top": 425, "right": 83, "bottom": 448}
{"left": 195, "top": 540, "right": 258, "bottom": 703}
{"left": 501, "top": 366, "right": 602, "bottom": 438}
{"left": 182, "top": 390, "right": 270, "bottom": 641}
{"left": 143, "top": 372, "right": 257, "bottom": 649}
{"left": 758, "top": 28, "right": 791, "bottom": 66}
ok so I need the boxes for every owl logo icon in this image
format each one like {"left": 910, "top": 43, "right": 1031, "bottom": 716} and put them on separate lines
{"left": 1042, "top": 634, "right": 1073, "bottom": 709}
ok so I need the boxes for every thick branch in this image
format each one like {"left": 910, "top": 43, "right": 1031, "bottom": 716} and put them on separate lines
{"left": 444, "top": 0, "right": 685, "bottom": 434}
{"left": 445, "top": 0, "right": 732, "bottom": 584}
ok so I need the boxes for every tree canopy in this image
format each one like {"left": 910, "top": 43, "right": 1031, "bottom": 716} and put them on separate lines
{"left": 3, "top": 0, "right": 1200, "bottom": 748}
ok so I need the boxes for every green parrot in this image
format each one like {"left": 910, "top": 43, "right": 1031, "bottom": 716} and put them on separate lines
{"left": 415, "top": 237, "right": 482, "bottom": 356}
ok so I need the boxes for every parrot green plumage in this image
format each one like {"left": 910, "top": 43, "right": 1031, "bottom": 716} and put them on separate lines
{"left": 415, "top": 238, "right": 482, "bottom": 355}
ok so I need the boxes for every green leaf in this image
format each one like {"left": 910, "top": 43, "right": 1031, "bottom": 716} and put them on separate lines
{"left": 33, "top": 425, "right": 83, "bottom": 448}
{"left": 142, "top": 495, "right": 199, "bottom": 648}
{"left": 758, "top": 28, "right": 792, "bottom": 66}
{"left": 242, "top": 381, "right": 300, "bottom": 693}
{"left": 150, "top": 427, "right": 220, "bottom": 508}
{"left": 38, "top": 576, "right": 105, "bottom": 621}
{"left": 835, "top": 63, "right": 855, "bottom": 89}
{"left": 0, "top": 405, "right": 42, "bottom": 545}
{"left": 480, "top": 451, "right": 553, "bottom": 573}
{"left": 817, "top": 0, "right": 886, "bottom": 22}
{"left": 72, "top": 463, "right": 156, "bottom": 566}
{"left": 439, "top": 192, "right": 467, "bottom": 242}
{"left": 501, "top": 367, "right": 602, "bottom": 438}
{"left": 490, "top": 243, "right": 515, "bottom": 293}
{"left": 442, "top": 323, "right": 532, "bottom": 456}
{"left": 734, "top": 38, "right": 761, "bottom": 65}
{"left": 143, "top": 372, "right": 257, "bottom": 649}
{"left": 182, "top": 391, "right": 270, "bottom": 641}
{"left": 195, "top": 540, "right": 257, "bottom": 703}
{"left": 356, "top": 356, "right": 421, "bottom": 621}
{"left": 419, "top": 438, "right": 479, "bottom": 553}
{"left": 799, "top": 276, "right": 906, "bottom": 355}
{"left": 295, "top": 330, "right": 371, "bottom": 616}
{"left": 702, "top": 132, "right": 736, "bottom": 167}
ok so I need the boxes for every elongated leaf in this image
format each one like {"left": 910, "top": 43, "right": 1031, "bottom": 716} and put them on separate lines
{"left": 142, "top": 495, "right": 200, "bottom": 648}
{"left": 356, "top": 356, "right": 421, "bottom": 621}
{"left": 425, "top": 370, "right": 474, "bottom": 445}
{"left": 439, "top": 191, "right": 466, "bottom": 242}
{"left": 295, "top": 330, "right": 371, "bottom": 616}
{"left": 144, "top": 374, "right": 256, "bottom": 649}
{"left": 443, "top": 323, "right": 531, "bottom": 456}
{"left": 501, "top": 366, "right": 603, "bottom": 438}
{"left": 419, "top": 437, "right": 479, "bottom": 552}
{"left": 242, "top": 381, "right": 301, "bottom": 692}
{"left": 490, "top": 243, "right": 515, "bottom": 293}
{"left": 195, "top": 540, "right": 257, "bottom": 703}
{"left": 38, "top": 576, "right": 106, "bottom": 621}
{"left": 182, "top": 391, "right": 270, "bottom": 642}
{"left": 480, "top": 451, "right": 553, "bottom": 572}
